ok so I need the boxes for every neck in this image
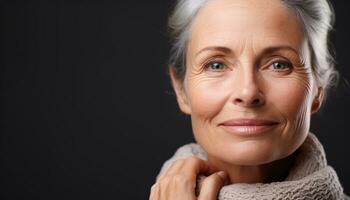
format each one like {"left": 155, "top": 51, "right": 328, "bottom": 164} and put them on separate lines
{"left": 207, "top": 151, "right": 298, "bottom": 184}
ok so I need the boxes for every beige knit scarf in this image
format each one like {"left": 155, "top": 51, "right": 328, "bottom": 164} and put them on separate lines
{"left": 159, "top": 133, "right": 348, "bottom": 200}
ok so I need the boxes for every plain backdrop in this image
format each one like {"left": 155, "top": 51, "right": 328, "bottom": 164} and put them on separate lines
{"left": 1, "top": 1, "right": 349, "bottom": 199}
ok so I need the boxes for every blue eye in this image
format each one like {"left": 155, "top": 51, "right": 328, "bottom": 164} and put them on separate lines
{"left": 271, "top": 61, "right": 292, "bottom": 71}
{"left": 206, "top": 62, "right": 226, "bottom": 71}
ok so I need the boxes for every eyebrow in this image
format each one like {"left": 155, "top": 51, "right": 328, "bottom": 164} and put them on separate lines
{"left": 195, "top": 45, "right": 300, "bottom": 57}
{"left": 262, "top": 45, "right": 300, "bottom": 56}
{"left": 195, "top": 46, "right": 232, "bottom": 57}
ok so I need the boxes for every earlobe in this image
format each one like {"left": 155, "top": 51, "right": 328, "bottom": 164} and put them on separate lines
{"left": 311, "top": 87, "right": 324, "bottom": 114}
{"left": 169, "top": 65, "right": 192, "bottom": 115}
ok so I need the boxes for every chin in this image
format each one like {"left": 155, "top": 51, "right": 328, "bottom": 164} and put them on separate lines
{"left": 214, "top": 140, "right": 285, "bottom": 166}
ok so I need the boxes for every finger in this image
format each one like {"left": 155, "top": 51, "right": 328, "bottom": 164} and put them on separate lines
{"left": 198, "top": 171, "right": 228, "bottom": 200}
{"left": 159, "top": 174, "right": 196, "bottom": 200}
{"left": 164, "top": 159, "right": 186, "bottom": 176}
{"left": 156, "top": 159, "right": 185, "bottom": 181}
{"left": 149, "top": 183, "right": 160, "bottom": 200}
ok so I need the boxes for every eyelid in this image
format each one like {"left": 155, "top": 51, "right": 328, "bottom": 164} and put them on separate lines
{"left": 263, "top": 57, "right": 293, "bottom": 69}
{"left": 202, "top": 57, "right": 231, "bottom": 70}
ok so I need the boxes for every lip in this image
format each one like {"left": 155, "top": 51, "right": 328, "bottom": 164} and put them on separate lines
{"left": 219, "top": 119, "right": 279, "bottom": 136}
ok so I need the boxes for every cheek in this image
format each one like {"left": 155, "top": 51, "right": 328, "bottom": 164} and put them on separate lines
{"left": 186, "top": 77, "right": 233, "bottom": 148}
{"left": 268, "top": 77, "right": 313, "bottom": 124}
{"left": 267, "top": 76, "right": 314, "bottom": 155}
{"left": 186, "top": 77, "right": 232, "bottom": 119}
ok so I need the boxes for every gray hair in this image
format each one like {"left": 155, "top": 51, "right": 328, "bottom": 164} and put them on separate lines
{"left": 168, "top": 0, "right": 338, "bottom": 98}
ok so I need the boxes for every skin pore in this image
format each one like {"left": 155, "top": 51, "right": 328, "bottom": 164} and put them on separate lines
{"left": 170, "top": 0, "right": 324, "bottom": 184}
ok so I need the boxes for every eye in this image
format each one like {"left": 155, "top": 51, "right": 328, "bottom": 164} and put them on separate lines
{"left": 204, "top": 61, "right": 227, "bottom": 71}
{"left": 270, "top": 61, "right": 292, "bottom": 72}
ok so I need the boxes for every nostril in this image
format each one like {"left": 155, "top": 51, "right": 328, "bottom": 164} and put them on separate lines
{"left": 252, "top": 99, "right": 260, "bottom": 105}
{"left": 235, "top": 99, "right": 243, "bottom": 103}
{"left": 233, "top": 97, "right": 264, "bottom": 106}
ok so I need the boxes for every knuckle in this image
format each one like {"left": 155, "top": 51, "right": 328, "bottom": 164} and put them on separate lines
{"left": 155, "top": 174, "right": 163, "bottom": 182}
{"left": 187, "top": 156, "right": 200, "bottom": 162}
{"left": 151, "top": 184, "right": 155, "bottom": 191}
{"left": 151, "top": 183, "right": 158, "bottom": 191}
{"left": 203, "top": 174, "right": 222, "bottom": 185}
{"left": 149, "top": 183, "right": 159, "bottom": 200}
{"left": 186, "top": 156, "right": 203, "bottom": 165}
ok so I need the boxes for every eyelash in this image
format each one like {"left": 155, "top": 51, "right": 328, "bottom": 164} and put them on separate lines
{"left": 201, "top": 57, "right": 293, "bottom": 73}
{"left": 267, "top": 59, "right": 293, "bottom": 72}
{"left": 202, "top": 58, "right": 229, "bottom": 72}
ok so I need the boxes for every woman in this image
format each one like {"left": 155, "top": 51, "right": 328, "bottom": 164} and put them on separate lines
{"left": 150, "top": 0, "right": 349, "bottom": 199}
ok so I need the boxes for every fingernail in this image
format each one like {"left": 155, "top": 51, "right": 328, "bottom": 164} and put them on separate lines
{"left": 216, "top": 171, "right": 227, "bottom": 180}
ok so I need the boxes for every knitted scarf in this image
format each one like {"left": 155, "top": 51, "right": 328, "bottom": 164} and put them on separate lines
{"left": 159, "top": 133, "right": 348, "bottom": 200}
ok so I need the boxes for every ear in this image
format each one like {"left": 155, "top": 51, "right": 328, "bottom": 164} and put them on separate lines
{"left": 169, "top": 65, "right": 192, "bottom": 115}
{"left": 311, "top": 87, "right": 324, "bottom": 114}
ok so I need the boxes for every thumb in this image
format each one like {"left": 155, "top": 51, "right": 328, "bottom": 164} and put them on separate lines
{"left": 198, "top": 171, "right": 228, "bottom": 200}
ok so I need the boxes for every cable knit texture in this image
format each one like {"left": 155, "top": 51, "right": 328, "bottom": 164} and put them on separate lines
{"left": 158, "top": 133, "right": 349, "bottom": 200}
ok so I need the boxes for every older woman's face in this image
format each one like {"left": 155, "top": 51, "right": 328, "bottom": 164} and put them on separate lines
{"left": 172, "top": 0, "right": 323, "bottom": 165}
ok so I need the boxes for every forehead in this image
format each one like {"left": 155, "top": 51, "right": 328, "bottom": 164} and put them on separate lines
{"left": 188, "top": 0, "right": 305, "bottom": 55}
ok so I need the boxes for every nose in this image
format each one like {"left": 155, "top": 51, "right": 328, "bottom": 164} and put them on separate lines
{"left": 232, "top": 69, "right": 265, "bottom": 108}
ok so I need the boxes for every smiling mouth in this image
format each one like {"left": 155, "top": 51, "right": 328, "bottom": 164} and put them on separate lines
{"left": 219, "top": 119, "right": 279, "bottom": 136}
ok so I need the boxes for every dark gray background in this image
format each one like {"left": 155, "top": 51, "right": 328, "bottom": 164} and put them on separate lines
{"left": 1, "top": 1, "right": 349, "bottom": 199}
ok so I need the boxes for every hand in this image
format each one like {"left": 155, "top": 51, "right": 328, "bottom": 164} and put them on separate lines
{"left": 149, "top": 156, "right": 228, "bottom": 200}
